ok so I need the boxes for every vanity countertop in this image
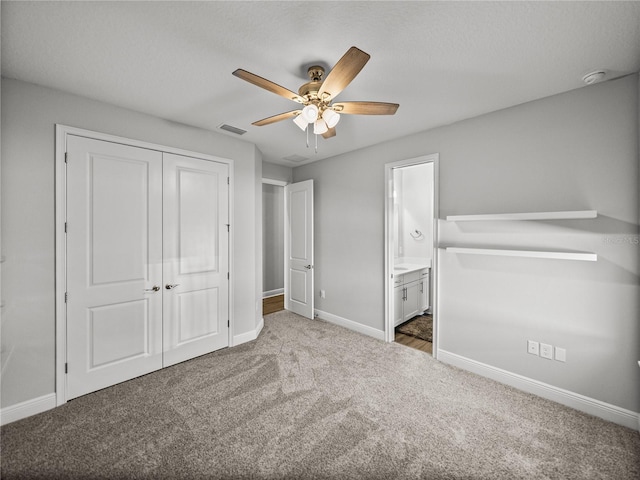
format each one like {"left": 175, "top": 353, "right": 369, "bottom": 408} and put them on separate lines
{"left": 393, "top": 262, "right": 431, "bottom": 275}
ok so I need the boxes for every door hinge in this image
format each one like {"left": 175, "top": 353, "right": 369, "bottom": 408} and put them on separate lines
{"left": 227, "top": 320, "right": 230, "bottom": 327}
{"left": 227, "top": 177, "right": 230, "bottom": 185}
{"left": 65, "top": 363, "right": 68, "bottom": 374}
{"left": 64, "top": 222, "right": 68, "bottom": 233}
{"left": 65, "top": 292, "right": 68, "bottom": 303}
{"left": 64, "top": 152, "right": 68, "bottom": 164}
{"left": 226, "top": 224, "right": 230, "bottom": 232}
{"left": 227, "top": 272, "right": 230, "bottom": 280}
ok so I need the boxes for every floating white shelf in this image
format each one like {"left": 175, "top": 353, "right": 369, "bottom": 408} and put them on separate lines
{"left": 446, "top": 247, "right": 597, "bottom": 262}
{"left": 446, "top": 210, "right": 597, "bottom": 222}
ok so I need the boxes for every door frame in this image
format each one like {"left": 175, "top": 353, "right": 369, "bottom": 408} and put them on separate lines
{"left": 54, "top": 124, "right": 234, "bottom": 406}
{"left": 261, "top": 178, "right": 288, "bottom": 299}
{"left": 384, "top": 154, "right": 439, "bottom": 356}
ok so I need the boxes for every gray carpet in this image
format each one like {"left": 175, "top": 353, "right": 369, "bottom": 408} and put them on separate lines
{"left": 2, "top": 310, "right": 639, "bottom": 479}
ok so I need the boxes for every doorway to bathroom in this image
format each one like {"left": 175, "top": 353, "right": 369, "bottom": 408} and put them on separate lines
{"left": 384, "top": 154, "right": 439, "bottom": 357}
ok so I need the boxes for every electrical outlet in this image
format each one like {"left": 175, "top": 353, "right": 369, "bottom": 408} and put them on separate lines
{"left": 555, "top": 347, "right": 566, "bottom": 362}
{"left": 527, "top": 340, "right": 539, "bottom": 356}
{"left": 320, "top": 290, "right": 326, "bottom": 298}
{"left": 540, "top": 343, "right": 553, "bottom": 360}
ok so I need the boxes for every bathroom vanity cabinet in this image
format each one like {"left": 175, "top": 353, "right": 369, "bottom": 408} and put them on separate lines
{"left": 394, "top": 268, "right": 430, "bottom": 326}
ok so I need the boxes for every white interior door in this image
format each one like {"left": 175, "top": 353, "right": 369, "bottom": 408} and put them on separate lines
{"left": 66, "top": 136, "right": 163, "bottom": 400}
{"left": 162, "top": 153, "right": 229, "bottom": 366}
{"left": 285, "top": 180, "right": 314, "bottom": 319}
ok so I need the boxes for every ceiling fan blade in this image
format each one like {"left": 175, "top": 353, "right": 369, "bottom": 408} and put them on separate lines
{"left": 252, "top": 110, "right": 302, "bottom": 126}
{"left": 317, "top": 47, "right": 370, "bottom": 101}
{"left": 332, "top": 101, "right": 399, "bottom": 115}
{"left": 322, "top": 127, "right": 336, "bottom": 139}
{"left": 233, "top": 69, "right": 305, "bottom": 103}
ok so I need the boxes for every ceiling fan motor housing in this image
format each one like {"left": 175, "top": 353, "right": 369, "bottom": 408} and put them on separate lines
{"left": 299, "top": 65, "right": 326, "bottom": 101}
{"left": 298, "top": 81, "right": 323, "bottom": 99}
{"left": 307, "top": 65, "right": 325, "bottom": 82}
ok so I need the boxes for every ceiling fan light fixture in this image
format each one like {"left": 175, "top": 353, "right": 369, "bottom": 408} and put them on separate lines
{"left": 293, "top": 114, "right": 308, "bottom": 131}
{"left": 313, "top": 118, "right": 328, "bottom": 135}
{"left": 322, "top": 108, "right": 340, "bottom": 128}
{"left": 233, "top": 47, "right": 398, "bottom": 154}
{"left": 301, "top": 104, "right": 319, "bottom": 123}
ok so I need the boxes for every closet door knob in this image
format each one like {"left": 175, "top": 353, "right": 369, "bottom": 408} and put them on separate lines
{"left": 144, "top": 285, "right": 160, "bottom": 292}
{"left": 165, "top": 283, "right": 180, "bottom": 290}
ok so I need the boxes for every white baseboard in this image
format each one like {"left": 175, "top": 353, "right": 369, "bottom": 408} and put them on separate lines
{"left": 232, "top": 317, "right": 264, "bottom": 346}
{"left": 255, "top": 317, "right": 264, "bottom": 338}
{"left": 314, "top": 309, "right": 385, "bottom": 341}
{"left": 263, "top": 289, "right": 284, "bottom": 298}
{"left": 438, "top": 349, "right": 640, "bottom": 431}
{"left": 1, "top": 393, "right": 57, "bottom": 426}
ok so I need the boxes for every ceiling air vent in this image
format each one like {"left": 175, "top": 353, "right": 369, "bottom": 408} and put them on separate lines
{"left": 218, "top": 124, "right": 247, "bottom": 136}
{"left": 283, "top": 154, "right": 309, "bottom": 163}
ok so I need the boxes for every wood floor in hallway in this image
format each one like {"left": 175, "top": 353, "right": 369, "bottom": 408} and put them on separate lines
{"left": 395, "top": 331, "right": 433, "bottom": 355}
{"left": 263, "top": 294, "right": 284, "bottom": 315}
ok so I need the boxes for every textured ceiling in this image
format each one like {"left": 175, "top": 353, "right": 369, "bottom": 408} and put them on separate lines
{"left": 2, "top": 1, "right": 640, "bottom": 166}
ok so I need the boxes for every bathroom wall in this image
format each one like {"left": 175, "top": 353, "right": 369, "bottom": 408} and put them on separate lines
{"left": 395, "top": 163, "right": 434, "bottom": 264}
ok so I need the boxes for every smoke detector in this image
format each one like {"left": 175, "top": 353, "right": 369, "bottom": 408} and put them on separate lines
{"left": 582, "top": 70, "right": 606, "bottom": 85}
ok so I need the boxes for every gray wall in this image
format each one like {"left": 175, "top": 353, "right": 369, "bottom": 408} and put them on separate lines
{"left": 262, "top": 161, "right": 292, "bottom": 184}
{"left": 1, "top": 78, "right": 263, "bottom": 408}
{"left": 293, "top": 74, "right": 640, "bottom": 413}
{"left": 263, "top": 184, "right": 285, "bottom": 294}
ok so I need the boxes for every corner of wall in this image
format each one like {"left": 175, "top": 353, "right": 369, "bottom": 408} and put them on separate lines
{"left": 635, "top": 72, "right": 640, "bottom": 421}
{"left": 255, "top": 147, "right": 264, "bottom": 330}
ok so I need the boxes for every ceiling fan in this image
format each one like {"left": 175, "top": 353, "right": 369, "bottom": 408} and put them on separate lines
{"left": 232, "top": 46, "right": 399, "bottom": 140}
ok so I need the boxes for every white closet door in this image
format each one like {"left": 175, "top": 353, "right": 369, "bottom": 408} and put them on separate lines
{"left": 162, "top": 153, "right": 229, "bottom": 366}
{"left": 66, "top": 136, "right": 163, "bottom": 400}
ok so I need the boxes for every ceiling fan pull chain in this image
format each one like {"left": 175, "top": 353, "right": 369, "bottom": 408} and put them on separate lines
{"left": 315, "top": 133, "right": 318, "bottom": 154}
{"left": 306, "top": 125, "right": 309, "bottom": 148}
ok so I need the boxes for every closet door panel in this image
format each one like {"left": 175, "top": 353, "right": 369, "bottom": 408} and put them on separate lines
{"left": 176, "top": 288, "right": 220, "bottom": 343}
{"left": 66, "top": 135, "right": 163, "bottom": 400}
{"left": 162, "top": 153, "right": 229, "bottom": 366}
{"left": 177, "top": 169, "right": 219, "bottom": 275}
{"left": 89, "top": 155, "right": 148, "bottom": 284}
